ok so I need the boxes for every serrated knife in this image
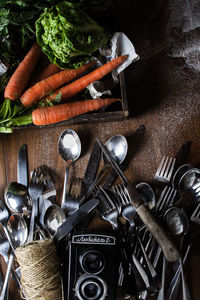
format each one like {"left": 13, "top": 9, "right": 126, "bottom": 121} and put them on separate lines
{"left": 17, "top": 144, "right": 28, "bottom": 187}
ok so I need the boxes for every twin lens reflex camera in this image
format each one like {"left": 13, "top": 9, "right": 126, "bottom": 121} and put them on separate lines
{"left": 63, "top": 231, "right": 119, "bottom": 300}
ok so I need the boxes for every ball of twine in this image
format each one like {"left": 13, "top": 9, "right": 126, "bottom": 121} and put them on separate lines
{"left": 15, "top": 239, "right": 62, "bottom": 300}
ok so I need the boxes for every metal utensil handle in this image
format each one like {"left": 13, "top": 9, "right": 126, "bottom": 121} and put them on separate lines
{"left": 27, "top": 198, "right": 37, "bottom": 243}
{"left": 157, "top": 256, "right": 166, "bottom": 300}
{"left": 79, "top": 164, "right": 110, "bottom": 205}
{"left": 0, "top": 253, "right": 14, "bottom": 300}
{"left": 179, "top": 257, "right": 192, "bottom": 300}
{"left": 136, "top": 204, "right": 179, "bottom": 262}
{"left": 165, "top": 244, "right": 191, "bottom": 300}
{"left": 61, "top": 166, "right": 70, "bottom": 209}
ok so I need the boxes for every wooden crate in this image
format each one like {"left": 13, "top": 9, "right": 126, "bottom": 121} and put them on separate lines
{"left": 14, "top": 70, "right": 129, "bottom": 131}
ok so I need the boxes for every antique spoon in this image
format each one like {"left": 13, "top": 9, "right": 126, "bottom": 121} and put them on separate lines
{"left": 58, "top": 128, "right": 81, "bottom": 208}
{"left": 4, "top": 182, "right": 30, "bottom": 216}
{"left": 135, "top": 182, "right": 156, "bottom": 210}
{"left": 0, "top": 214, "right": 28, "bottom": 300}
{"left": 44, "top": 204, "right": 66, "bottom": 236}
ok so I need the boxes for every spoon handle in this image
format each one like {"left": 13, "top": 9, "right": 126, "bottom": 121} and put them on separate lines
{"left": 27, "top": 198, "right": 37, "bottom": 243}
{"left": 61, "top": 166, "right": 70, "bottom": 209}
{"left": 179, "top": 257, "right": 192, "bottom": 300}
{"left": 3, "top": 227, "right": 15, "bottom": 254}
{"left": 0, "top": 253, "right": 14, "bottom": 300}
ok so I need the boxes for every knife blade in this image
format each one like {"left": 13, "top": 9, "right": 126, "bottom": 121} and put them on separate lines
{"left": 54, "top": 198, "right": 99, "bottom": 241}
{"left": 17, "top": 144, "right": 28, "bottom": 187}
{"left": 97, "top": 138, "right": 180, "bottom": 262}
{"left": 81, "top": 142, "right": 101, "bottom": 195}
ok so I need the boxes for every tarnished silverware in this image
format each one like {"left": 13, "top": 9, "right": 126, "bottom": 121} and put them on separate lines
{"left": 154, "top": 156, "right": 176, "bottom": 184}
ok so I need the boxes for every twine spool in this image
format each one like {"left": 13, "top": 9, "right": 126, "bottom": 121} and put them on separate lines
{"left": 15, "top": 239, "right": 63, "bottom": 300}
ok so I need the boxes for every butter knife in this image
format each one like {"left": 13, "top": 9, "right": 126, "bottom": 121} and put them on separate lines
{"left": 17, "top": 144, "right": 28, "bottom": 187}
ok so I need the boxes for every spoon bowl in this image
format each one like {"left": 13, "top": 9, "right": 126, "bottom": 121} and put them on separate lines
{"left": 7, "top": 214, "right": 28, "bottom": 247}
{"left": 136, "top": 182, "right": 156, "bottom": 210}
{"left": 163, "top": 207, "right": 189, "bottom": 236}
{"left": 44, "top": 204, "right": 67, "bottom": 236}
{"left": 4, "top": 182, "right": 30, "bottom": 215}
{"left": 58, "top": 128, "right": 81, "bottom": 166}
{"left": 105, "top": 134, "right": 128, "bottom": 164}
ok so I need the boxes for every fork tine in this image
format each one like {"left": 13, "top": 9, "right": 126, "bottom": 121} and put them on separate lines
{"left": 191, "top": 202, "right": 200, "bottom": 224}
{"left": 30, "top": 168, "right": 37, "bottom": 183}
{"left": 155, "top": 156, "right": 176, "bottom": 183}
{"left": 96, "top": 187, "right": 111, "bottom": 212}
{"left": 116, "top": 184, "right": 126, "bottom": 204}
{"left": 99, "top": 186, "right": 115, "bottom": 210}
{"left": 155, "top": 156, "right": 166, "bottom": 176}
{"left": 157, "top": 187, "right": 177, "bottom": 212}
{"left": 155, "top": 186, "right": 174, "bottom": 212}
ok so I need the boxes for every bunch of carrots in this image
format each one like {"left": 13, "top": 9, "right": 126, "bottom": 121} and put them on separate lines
{"left": 4, "top": 42, "right": 128, "bottom": 126}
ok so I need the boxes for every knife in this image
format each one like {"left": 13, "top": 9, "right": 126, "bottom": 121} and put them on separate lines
{"left": 81, "top": 142, "right": 101, "bottom": 195}
{"left": 97, "top": 138, "right": 180, "bottom": 263}
{"left": 17, "top": 144, "right": 28, "bottom": 187}
{"left": 54, "top": 198, "right": 99, "bottom": 241}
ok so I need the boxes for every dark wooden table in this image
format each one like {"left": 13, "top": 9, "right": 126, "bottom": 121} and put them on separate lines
{"left": 0, "top": 0, "right": 200, "bottom": 299}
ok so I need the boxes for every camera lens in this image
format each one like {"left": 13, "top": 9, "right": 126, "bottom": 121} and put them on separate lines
{"left": 82, "top": 281, "right": 100, "bottom": 299}
{"left": 80, "top": 250, "right": 105, "bottom": 274}
{"left": 75, "top": 274, "right": 107, "bottom": 300}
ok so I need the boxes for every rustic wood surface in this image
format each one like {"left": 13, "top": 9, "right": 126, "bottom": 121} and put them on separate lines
{"left": 0, "top": 0, "right": 200, "bottom": 299}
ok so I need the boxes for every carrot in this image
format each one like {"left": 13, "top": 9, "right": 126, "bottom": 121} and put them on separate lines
{"left": 32, "top": 63, "right": 61, "bottom": 83}
{"left": 4, "top": 43, "right": 41, "bottom": 101}
{"left": 32, "top": 98, "right": 121, "bottom": 125}
{"left": 20, "top": 60, "right": 95, "bottom": 107}
{"left": 44, "top": 55, "right": 128, "bottom": 103}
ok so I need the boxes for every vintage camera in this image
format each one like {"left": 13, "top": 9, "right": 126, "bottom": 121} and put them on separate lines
{"left": 63, "top": 231, "right": 119, "bottom": 300}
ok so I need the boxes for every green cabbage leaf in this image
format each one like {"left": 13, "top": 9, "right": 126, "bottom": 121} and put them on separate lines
{"left": 35, "top": 1, "right": 109, "bottom": 68}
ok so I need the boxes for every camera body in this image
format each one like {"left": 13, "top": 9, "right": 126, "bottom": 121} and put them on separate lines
{"left": 63, "top": 231, "right": 119, "bottom": 300}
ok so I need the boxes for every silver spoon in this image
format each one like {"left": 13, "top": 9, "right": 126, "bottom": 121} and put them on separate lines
{"left": 0, "top": 200, "right": 16, "bottom": 253}
{"left": 4, "top": 182, "right": 31, "bottom": 216}
{"left": 80, "top": 135, "right": 128, "bottom": 205}
{"left": 104, "top": 134, "right": 127, "bottom": 165}
{"left": 44, "top": 204, "right": 66, "bottom": 236}
{"left": 0, "top": 214, "right": 28, "bottom": 300}
{"left": 164, "top": 207, "right": 191, "bottom": 300}
{"left": 135, "top": 182, "right": 156, "bottom": 210}
{"left": 58, "top": 129, "right": 81, "bottom": 208}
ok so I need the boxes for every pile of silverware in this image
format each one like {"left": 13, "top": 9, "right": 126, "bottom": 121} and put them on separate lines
{"left": 0, "top": 127, "right": 199, "bottom": 300}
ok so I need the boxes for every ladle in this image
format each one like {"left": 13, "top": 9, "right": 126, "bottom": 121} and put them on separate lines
{"left": 164, "top": 207, "right": 191, "bottom": 300}
{"left": 58, "top": 129, "right": 81, "bottom": 208}
{"left": 44, "top": 204, "right": 66, "bottom": 237}
{"left": 0, "top": 214, "right": 28, "bottom": 300}
{"left": 4, "top": 182, "right": 30, "bottom": 216}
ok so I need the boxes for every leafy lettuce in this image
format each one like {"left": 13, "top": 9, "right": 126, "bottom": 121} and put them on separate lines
{"left": 35, "top": 1, "right": 109, "bottom": 68}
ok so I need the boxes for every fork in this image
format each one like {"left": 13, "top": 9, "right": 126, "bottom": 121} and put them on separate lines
{"left": 95, "top": 186, "right": 139, "bottom": 298}
{"left": 154, "top": 185, "right": 178, "bottom": 215}
{"left": 191, "top": 202, "right": 200, "bottom": 225}
{"left": 37, "top": 166, "right": 56, "bottom": 228}
{"left": 62, "top": 177, "right": 82, "bottom": 215}
{"left": 112, "top": 184, "right": 136, "bottom": 231}
{"left": 95, "top": 185, "right": 119, "bottom": 230}
{"left": 27, "top": 168, "right": 44, "bottom": 243}
{"left": 154, "top": 156, "right": 176, "bottom": 183}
